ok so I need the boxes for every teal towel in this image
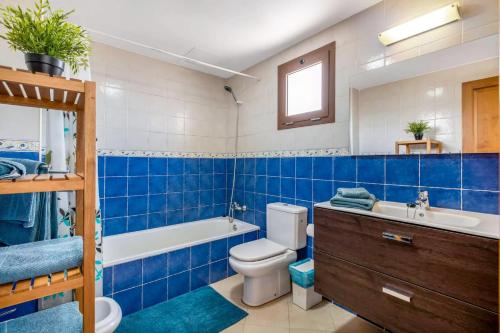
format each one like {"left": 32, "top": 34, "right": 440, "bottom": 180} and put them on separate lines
{"left": 337, "top": 187, "right": 371, "bottom": 199}
{"left": 0, "top": 158, "right": 26, "bottom": 180}
{"left": 0, "top": 301, "right": 82, "bottom": 333}
{"left": 0, "top": 236, "right": 82, "bottom": 284}
{"left": 330, "top": 193, "right": 377, "bottom": 211}
{"left": 0, "top": 191, "right": 58, "bottom": 246}
{"left": 0, "top": 159, "right": 47, "bottom": 228}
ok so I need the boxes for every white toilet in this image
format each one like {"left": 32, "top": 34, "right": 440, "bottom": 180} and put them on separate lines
{"left": 95, "top": 297, "right": 122, "bottom": 333}
{"left": 229, "top": 203, "right": 307, "bottom": 306}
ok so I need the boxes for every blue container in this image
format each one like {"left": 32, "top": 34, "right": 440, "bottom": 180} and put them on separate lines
{"left": 288, "top": 258, "right": 315, "bottom": 288}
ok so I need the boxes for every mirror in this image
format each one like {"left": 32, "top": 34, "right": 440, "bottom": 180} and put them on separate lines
{"left": 349, "top": 35, "right": 499, "bottom": 155}
{"left": 287, "top": 62, "right": 323, "bottom": 116}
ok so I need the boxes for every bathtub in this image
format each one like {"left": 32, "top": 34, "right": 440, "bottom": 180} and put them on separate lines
{"left": 102, "top": 217, "right": 260, "bottom": 315}
{"left": 103, "top": 216, "right": 259, "bottom": 267}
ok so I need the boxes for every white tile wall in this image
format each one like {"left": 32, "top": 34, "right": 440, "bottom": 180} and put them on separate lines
{"left": 226, "top": 0, "right": 499, "bottom": 154}
{"left": 92, "top": 43, "right": 232, "bottom": 153}
{"left": 355, "top": 58, "right": 499, "bottom": 154}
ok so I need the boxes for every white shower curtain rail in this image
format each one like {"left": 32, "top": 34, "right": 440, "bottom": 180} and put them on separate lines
{"left": 86, "top": 28, "right": 260, "bottom": 81}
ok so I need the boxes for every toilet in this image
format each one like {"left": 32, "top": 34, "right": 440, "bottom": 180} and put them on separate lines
{"left": 229, "top": 203, "right": 307, "bottom": 306}
{"left": 95, "top": 297, "right": 122, "bottom": 333}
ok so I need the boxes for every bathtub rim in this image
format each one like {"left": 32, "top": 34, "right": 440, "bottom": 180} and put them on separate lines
{"left": 103, "top": 217, "right": 259, "bottom": 267}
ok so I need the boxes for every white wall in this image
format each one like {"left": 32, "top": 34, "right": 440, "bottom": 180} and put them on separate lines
{"left": 355, "top": 58, "right": 499, "bottom": 154}
{"left": 226, "top": 0, "right": 499, "bottom": 153}
{"left": 91, "top": 43, "right": 231, "bottom": 153}
{"left": 0, "top": 42, "right": 233, "bottom": 153}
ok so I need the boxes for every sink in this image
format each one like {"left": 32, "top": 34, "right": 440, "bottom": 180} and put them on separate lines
{"left": 372, "top": 202, "right": 481, "bottom": 228}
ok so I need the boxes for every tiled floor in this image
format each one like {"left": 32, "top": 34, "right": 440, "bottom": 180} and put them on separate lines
{"left": 211, "top": 274, "right": 383, "bottom": 333}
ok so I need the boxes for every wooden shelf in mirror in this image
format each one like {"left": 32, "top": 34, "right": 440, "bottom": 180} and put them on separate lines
{"left": 395, "top": 139, "right": 442, "bottom": 155}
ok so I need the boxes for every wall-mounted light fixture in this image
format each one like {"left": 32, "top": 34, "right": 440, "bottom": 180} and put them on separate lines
{"left": 378, "top": 3, "right": 461, "bottom": 46}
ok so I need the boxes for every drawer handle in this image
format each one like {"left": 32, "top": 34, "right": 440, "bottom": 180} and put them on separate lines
{"left": 382, "top": 231, "right": 412, "bottom": 245}
{"left": 382, "top": 286, "right": 412, "bottom": 303}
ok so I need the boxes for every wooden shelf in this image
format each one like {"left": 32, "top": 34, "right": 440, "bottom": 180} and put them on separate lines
{"left": 0, "top": 268, "right": 83, "bottom": 308}
{"left": 395, "top": 139, "right": 442, "bottom": 154}
{"left": 0, "top": 66, "right": 85, "bottom": 111}
{"left": 0, "top": 173, "right": 84, "bottom": 194}
{"left": 0, "top": 63, "right": 96, "bottom": 332}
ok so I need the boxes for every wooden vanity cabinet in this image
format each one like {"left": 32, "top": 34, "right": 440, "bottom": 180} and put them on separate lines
{"left": 314, "top": 207, "right": 499, "bottom": 333}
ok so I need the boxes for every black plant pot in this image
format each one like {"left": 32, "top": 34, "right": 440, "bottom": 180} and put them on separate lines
{"left": 414, "top": 133, "right": 424, "bottom": 140}
{"left": 24, "top": 53, "right": 65, "bottom": 76}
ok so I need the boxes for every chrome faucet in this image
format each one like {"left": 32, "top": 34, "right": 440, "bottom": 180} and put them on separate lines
{"left": 416, "top": 191, "right": 430, "bottom": 210}
{"left": 228, "top": 201, "right": 247, "bottom": 226}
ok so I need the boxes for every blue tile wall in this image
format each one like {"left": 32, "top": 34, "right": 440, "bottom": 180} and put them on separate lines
{"left": 104, "top": 230, "right": 258, "bottom": 315}
{"left": 229, "top": 153, "right": 500, "bottom": 260}
{"left": 100, "top": 156, "right": 228, "bottom": 236}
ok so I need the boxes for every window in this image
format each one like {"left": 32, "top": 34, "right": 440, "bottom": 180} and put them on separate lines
{"left": 278, "top": 42, "right": 335, "bottom": 130}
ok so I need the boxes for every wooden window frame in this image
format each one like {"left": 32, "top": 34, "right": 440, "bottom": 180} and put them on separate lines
{"left": 278, "top": 41, "right": 335, "bottom": 130}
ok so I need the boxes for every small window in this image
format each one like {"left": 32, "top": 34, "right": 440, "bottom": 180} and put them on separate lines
{"left": 278, "top": 42, "right": 335, "bottom": 130}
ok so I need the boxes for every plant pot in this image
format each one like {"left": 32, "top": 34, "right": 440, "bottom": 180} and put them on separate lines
{"left": 24, "top": 53, "right": 65, "bottom": 76}
{"left": 413, "top": 133, "right": 424, "bottom": 140}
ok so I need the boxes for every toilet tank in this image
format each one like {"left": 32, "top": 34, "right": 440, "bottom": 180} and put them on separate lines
{"left": 266, "top": 203, "right": 307, "bottom": 250}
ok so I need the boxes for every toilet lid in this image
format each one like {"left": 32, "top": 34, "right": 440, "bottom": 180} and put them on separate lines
{"left": 230, "top": 238, "right": 288, "bottom": 262}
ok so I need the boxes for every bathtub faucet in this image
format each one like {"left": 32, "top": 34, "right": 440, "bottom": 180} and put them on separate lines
{"left": 228, "top": 202, "right": 247, "bottom": 225}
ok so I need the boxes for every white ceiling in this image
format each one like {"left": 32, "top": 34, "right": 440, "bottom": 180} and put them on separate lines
{"left": 49, "top": 0, "right": 380, "bottom": 78}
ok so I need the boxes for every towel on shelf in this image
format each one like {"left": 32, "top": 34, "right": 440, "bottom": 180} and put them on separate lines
{"left": 0, "top": 236, "right": 82, "bottom": 284}
{"left": 0, "top": 159, "right": 47, "bottom": 228}
{"left": 330, "top": 192, "right": 377, "bottom": 211}
{"left": 0, "top": 159, "right": 57, "bottom": 245}
{"left": 0, "top": 191, "right": 57, "bottom": 246}
{"left": 0, "top": 158, "right": 26, "bottom": 180}
{"left": 336, "top": 187, "right": 371, "bottom": 199}
{"left": 0, "top": 301, "right": 82, "bottom": 333}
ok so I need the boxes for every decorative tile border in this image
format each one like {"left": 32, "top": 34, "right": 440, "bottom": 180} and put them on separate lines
{"left": 0, "top": 139, "right": 349, "bottom": 157}
{"left": 0, "top": 139, "right": 39, "bottom": 152}
{"left": 98, "top": 148, "right": 351, "bottom": 158}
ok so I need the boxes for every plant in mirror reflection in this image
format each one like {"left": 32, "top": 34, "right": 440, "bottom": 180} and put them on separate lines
{"left": 405, "top": 121, "right": 431, "bottom": 140}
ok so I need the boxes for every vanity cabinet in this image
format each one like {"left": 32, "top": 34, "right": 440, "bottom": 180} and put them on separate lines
{"left": 314, "top": 207, "right": 499, "bottom": 333}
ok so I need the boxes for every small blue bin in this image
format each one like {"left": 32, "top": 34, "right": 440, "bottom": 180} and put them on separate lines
{"left": 288, "top": 258, "right": 315, "bottom": 288}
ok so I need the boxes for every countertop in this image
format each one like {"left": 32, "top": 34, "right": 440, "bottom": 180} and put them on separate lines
{"left": 314, "top": 201, "right": 500, "bottom": 239}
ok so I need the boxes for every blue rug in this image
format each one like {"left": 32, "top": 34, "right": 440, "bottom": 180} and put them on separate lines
{"left": 116, "top": 286, "right": 248, "bottom": 333}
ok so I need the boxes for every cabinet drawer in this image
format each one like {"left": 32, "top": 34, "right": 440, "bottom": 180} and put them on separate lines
{"left": 315, "top": 252, "right": 498, "bottom": 333}
{"left": 314, "top": 208, "right": 498, "bottom": 312}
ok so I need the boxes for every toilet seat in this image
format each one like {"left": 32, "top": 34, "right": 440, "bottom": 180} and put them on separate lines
{"left": 230, "top": 238, "right": 287, "bottom": 262}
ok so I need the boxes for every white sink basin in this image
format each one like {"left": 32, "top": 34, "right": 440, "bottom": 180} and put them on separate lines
{"left": 372, "top": 202, "right": 480, "bottom": 228}
{"left": 314, "top": 200, "right": 500, "bottom": 239}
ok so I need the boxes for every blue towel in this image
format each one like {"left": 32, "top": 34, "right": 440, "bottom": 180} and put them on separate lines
{"left": 0, "top": 301, "right": 82, "bottom": 333}
{"left": 0, "top": 159, "right": 47, "bottom": 228}
{"left": 0, "top": 191, "right": 57, "bottom": 246}
{"left": 337, "top": 187, "right": 371, "bottom": 199}
{"left": 0, "top": 236, "right": 82, "bottom": 284}
{"left": 330, "top": 193, "right": 377, "bottom": 211}
{"left": 0, "top": 158, "right": 26, "bottom": 180}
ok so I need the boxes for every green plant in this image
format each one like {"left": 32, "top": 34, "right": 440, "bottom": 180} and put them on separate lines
{"left": 405, "top": 120, "right": 431, "bottom": 135}
{"left": 0, "top": 0, "right": 90, "bottom": 74}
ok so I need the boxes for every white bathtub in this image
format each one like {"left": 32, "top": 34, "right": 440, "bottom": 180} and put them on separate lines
{"left": 103, "top": 217, "right": 259, "bottom": 267}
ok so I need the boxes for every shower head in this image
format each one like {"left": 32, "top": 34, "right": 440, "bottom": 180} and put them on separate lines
{"left": 224, "top": 85, "right": 241, "bottom": 104}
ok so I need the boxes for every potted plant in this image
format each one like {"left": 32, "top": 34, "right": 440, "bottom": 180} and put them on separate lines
{"left": 405, "top": 121, "right": 431, "bottom": 140}
{"left": 0, "top": 0, "right": 90, "bottom": 76}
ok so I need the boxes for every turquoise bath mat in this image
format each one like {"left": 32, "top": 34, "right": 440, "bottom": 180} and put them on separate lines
{"left": 117, "top": 286, "right": 247, "bottom": 333}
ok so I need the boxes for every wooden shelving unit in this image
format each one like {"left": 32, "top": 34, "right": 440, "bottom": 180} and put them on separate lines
{"left": 0, "top": 66, "right": 96, "bottom": 332}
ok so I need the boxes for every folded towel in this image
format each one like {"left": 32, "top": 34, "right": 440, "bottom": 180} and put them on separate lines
{"left": 0, "top": 302, "right": 82, "bottom": 333}
{"left": 0, "top": 158, "right": 26, "bottom": 180}
{"left": 330, "top": 193, "right": 377, "bottom": 211}
{"left": 0, "top": 236, "right": 83, "bottom": 284}
{"left": 337, "top": 187, "right": 371, "bottom": 199}
{"left": 0, "top": 159, "right": 47, "bottom": 228}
